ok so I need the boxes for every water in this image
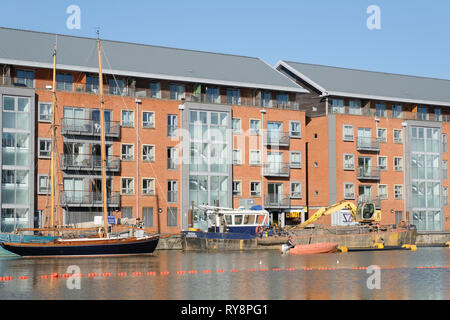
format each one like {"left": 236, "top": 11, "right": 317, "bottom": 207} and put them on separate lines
{"left": 0, "top": 248, "right": 448, "bottom": 300}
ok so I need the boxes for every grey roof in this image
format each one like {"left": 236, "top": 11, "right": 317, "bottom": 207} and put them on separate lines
{"left": 0, "top": 27, "right": 306, "bottom": 93}
{"left": 278, "top": 60, "right": 450, "bottom": 106}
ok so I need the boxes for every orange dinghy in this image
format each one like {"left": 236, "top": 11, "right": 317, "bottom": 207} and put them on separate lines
{"left": 288, "top": 242, "right": 339, "bottom": 255}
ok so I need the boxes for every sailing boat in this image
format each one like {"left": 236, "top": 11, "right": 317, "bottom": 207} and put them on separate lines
{"left": 0, "top": 34, "right": 159, "bottom": 257}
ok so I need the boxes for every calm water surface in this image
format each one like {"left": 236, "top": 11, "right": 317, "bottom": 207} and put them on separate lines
{"left": 0, "top": 248, "right": 449, "bottom": 300}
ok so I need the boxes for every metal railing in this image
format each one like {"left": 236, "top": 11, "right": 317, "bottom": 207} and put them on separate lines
{"left": 60, "top": 154, "right": 120, "bottom": 172}
{"left": 264, "top": 131, "right": 290, "bottom": 147}
{"left": 264, "top": 194, "right": 290, "bottom": 208}
{"left": 61, "top": 118, "right": 120, "bottom": 138}
{"left": 60, "top": 191, "right": 120, "bottom": 207}
{"left": 357, "top": 166, "right": 381, "bottom": 180}
{"left": 356, "top": 137, "right": 380, "bottom": 151}
{"left": 263, "top": 163, "right": 290, "bottom": 177}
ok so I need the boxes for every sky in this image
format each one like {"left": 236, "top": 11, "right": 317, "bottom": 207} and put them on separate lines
{"left": 1, "top": 0, "right": 450, "bottom": 79}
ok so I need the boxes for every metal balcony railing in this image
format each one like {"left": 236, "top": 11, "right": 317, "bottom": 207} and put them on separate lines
{"left": 60, "top": 154, "right": 120, "bottom": 172}
{"left": 356, "top": 137, "right": 380, "bottom": 152}
{"left": 61, "top": 118, "right": 120, "bottom": 138}
{"left": 264, "top": 131, "right": 290, "bottom": 147}
{"left": 264, "top": 194, "right": 290, "bottom": 208}
{"left": 60, "top": 191, "right": 120, "bottom": 207}
{"left": 357, "top": 166, "right": 381, "bottom": 180}
{"left": 357, "top": 196, "right": 381, "bottom": 210}
{"left": 263, "top": 163, "right": 290, "bottom": 177}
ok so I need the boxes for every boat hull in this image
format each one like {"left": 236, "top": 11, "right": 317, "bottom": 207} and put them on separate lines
{"left": 0, "top": 236, "right": 159, "bottom": 257}
{"left": 181, "top": 231, "right": 257, "bottom": 251}
{"left": 287, "top": 242, "right": 339, "bottom": 255}
{"left": 0, "top": 233, "right": 57, "bottom": 255}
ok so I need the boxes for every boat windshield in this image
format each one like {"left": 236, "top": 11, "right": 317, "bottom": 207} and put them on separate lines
{"left": 234, "top": 215, "right": 243, "bottom": 225}
{"left": 224, "top": 215, "right": 232, "bottom": 225}
{"left": 256, "top": 214, "right": 266, "bottom": 224}
{"left": 244, "top": 214, "right": 256, "bottom": 225}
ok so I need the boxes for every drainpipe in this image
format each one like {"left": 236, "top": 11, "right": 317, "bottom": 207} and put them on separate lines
{"left": 135, "top": 99, "right": 142, "bottom": 220}
{"left": 260, "top": 108, "right": 266, "bottom": 210}
{"left": 178, "top": 100, "right": 185, "bottom": 230}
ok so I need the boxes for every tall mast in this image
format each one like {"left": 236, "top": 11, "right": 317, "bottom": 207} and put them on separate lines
{"left": 50, "top": 42, "right": 57, "bottom": 229}
{"left": 97, "top": 32, "right": 109, "bottom": 237}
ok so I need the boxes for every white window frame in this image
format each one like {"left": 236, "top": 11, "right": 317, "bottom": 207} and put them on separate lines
{"left": 289, "top": 121, "right": 301, "bottom": 138}
{"left": 38, "top": 138, "right": 51, "bottom": 159}
{"left": 378, "top": 156, "right": 387, "bottom": 171}
{"left": 232, "top": 181, "right": 241, "bottom": 196}
{"left": 142, "top": 111, "right": 155, "bottom": 128}
{"left": 394, "top": 185, "right": 403, "bottom": 200}
{"left": 290, "top": 182, "right": 302, "bottom": 199}
{"left": 249, "top": 119, "right": 261, "bottom": 135}
{"left": 394, "top": 157, "right": 403, "bottom": 171}
{"left": 121, "top": 177, "right": 135, "bottom": 195}
{"left": 378, "top": 184, "right": 388, "bottom": 200}
{"left": 250, "top": 181, "right": 261, "bottom": 197}
{"left": 121, "top": 110, "right": 134, "bottom": 127}
{"left": 343, "top": 125, "right": 354, "bottom": 141}
{"left": 377, "top": 128, "right": 387, "bottom": 143}
{"left": 38, "top": 102, "right": 52, "bottom": 122}
{"left": 142, "top": 144, "right": 155, "bottom": 162}
{"left": 142, "top": 178, "right": 155, "bottom": 196}
{"left": 393, "top": 129, "right": 403, "bottom": 143}
{"left": 344, "top": 183, "right": 355, "bottom": 200}
{"left": 290, "top": 151, "right": 302, "bottom": 169}
{"left": 249, "top": 150, "right": 261, "bottom": 166}
{"left": 37, "top": 174, "right": 50, "bottom": 194}
{"left": 233, "top": 149, "right": 241, "bottom": 165}
{"left": 232, "top": 118, "right": 241, "bottom": 134}
{"left": 343, "top": 153, "right": 355, "bottom": 170}
{"left": 121, "top": 143, "right": 134, "bottom": 161}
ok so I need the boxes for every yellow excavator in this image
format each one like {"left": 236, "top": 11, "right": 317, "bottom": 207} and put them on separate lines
{"left": 291, "top": 200, "right": 381, "bottom": 230}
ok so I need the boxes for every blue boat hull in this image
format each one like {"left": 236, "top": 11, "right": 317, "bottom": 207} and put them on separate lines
{"left": 181, "top": 231, "right": 258, "bottom": 251}
{"left": 0, "top": 233, "right": 57, "bottom": 256}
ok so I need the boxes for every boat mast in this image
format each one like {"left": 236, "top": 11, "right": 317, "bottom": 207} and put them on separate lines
{"left": 97, "top": 32, "right": 109, "bottom": 237}
{"left": 50, "top": 42, "right": 57, "bottom": 229}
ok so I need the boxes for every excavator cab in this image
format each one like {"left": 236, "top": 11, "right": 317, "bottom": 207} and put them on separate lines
{"left": 355, "top": 202, "right": 380, "bottom": 223}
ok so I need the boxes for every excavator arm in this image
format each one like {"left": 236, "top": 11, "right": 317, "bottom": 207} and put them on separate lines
{"left": 293, "top": 201, "right": 358, "bottom": 229}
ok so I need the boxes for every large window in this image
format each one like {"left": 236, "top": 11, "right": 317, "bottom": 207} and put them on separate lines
{"left": 56, "top": 73, "right": 73, "bottom": 91}
{"left": 167, "top": 115, "right": 178, "bottom": 137}
{"left": 250, "top": 181, "right": 260, "bottom": 197}
{"left": 375, "top": 103, "right": 386, "bottom": 117}
{"left": 39, "top": 103, "right": 52, "bottom": 122}
{"left": 167, "top": 147, "right": 178, "bottom": 170}
{"left": 121, "top": 178, "right": 134, "bottom": 195}
{"left": 205, "top": 87, "right": 220, "bottom": 104}
{"left": 2, "top": 96, "right": 30, "bottom": 130}
{"left": 349, "top": 100, "right": 361, "bottom": 115}
{"left": 378, "top": 184, "right": 388, "bottom": 199}
{"left": 150, "top": 82, "right": 161, "bottom": 99}
{"left": 392, "top": 104, "right": 402, "bottom": 118}
{"left": 16, "top": 70, "right": 34, "bottom": 87}
{"left": 142, "top": 178, "right": 155, "bottom": 195}
{"left": 344, "top": 183, "right": 355, "bottom": 199}
{"left": 121, "top": 110, "right": 134, "bottom": 127}
{"left": 343, "top": 125, "right": 354, "bottom": 141}
{"left": 276, "top": 94, "right": 289, "bottom": 107}
{"left": 250, "top": 119, "right": 260, "bottom": 135}
{"left": 260, "top": 91, "right": 271, "bottom": 107}
{"left": 290, "top": 121, "right": 301, "bottom": 138}
{"left": 249, "top": 150, "right": 261, "bottom": 166}
{"left": 38, "top": 138, "right": 51, "bottom": 158}
{"left": 2, "top": 132, "right": 30, "bottom": 166}
{"left": 167, "top": 180, "right": 178, "bottom": 203}
{"left": 121, "top": 144, "right": 134, "bottom": 160}
{"left": 343, "top": 154, "right": 355, "bottom": 170}
{"left": 170, "top": 84, "right": 185, "bottom": 100}
{"left": 86, "top": 75, "right": 99, "bottom": 93}
{"left": 331, "top": 99, "right": 344, "bottom": 114}
{"left": 142, "top": 145, "right": 155, "bottom": 162}
{"left": 226, "top": 89, "right": 240, "bottom": 105}
{"left": 290, "top": 151, "right": 301, "bottom": 168}
{"left": 290, "top": 182, "right": 302, "bottom": 198}
{"left": 142, "top": 111, "right": 155, "bottom": 128}
{"left": 109, "top": 78, "right": 124, "bottom": 95}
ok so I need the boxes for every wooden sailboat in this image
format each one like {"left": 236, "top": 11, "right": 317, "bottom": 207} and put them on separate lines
{"left": 0, "top": 33, "right": 159, "bottom": 257}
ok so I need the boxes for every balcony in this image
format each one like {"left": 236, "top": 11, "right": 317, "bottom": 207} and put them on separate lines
{"left": 60, "top": 154, "right": 120, "bottom": 172}
{"left": 61, "top": 118, "right": 120, "bottom": 138}
{"left": 60, "top": 191, "right": 120, "bottom": 207}
{"left": 357, "top": 166, "right": 381, "bottom": 180}
{"left": 264, "top": 131, "right": 290, "bottom": 147}
{"left": 263, "top": 163, "right": 290, "bottom": 177}
{"left": 264, "top": 194, "right": 290, "bottom": 208}
{"left": 356, "top": 137, "right": 380, "bottom": 152}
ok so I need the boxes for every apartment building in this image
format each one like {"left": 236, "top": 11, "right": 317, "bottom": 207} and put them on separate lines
{"left": 277, "top": 61, "right": 450, "bottom": 231}
{"left": 0, "top": 27, "right": 308, "bottom": 234}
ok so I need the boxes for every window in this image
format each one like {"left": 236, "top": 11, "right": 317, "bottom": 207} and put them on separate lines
{"left": 232, "top": 181, "right": 241, "bottom": 196}
{"left": 417, "top": 107, "right": 428, "bottom": 121}
{"left": 250, "top": 119, "right": 260, "bottom": 135}
{"left": 39, "top": 103, "right": 52, "bottom": 122}
{"left": 38, "top": 139, "right": 51, "bottom": 158}
{"left": 349, "top": 100, "right": 361, "bottom": 115}
{"left": 331, "top": 99, "right": 344, "bottom": 114}
{"left": 167, "top": 207, "right": 177, "bottom": 227}
{"left": 395, "top": 211, "right": 403, "bottom": 224}
{"left": 167, "top": 147, "right": 177, "bottom": 170}
{"left": 109, "top": 78, "right": 124, "bottom": 95}
{"left": 121, "top": 178, "right": 134, "bottom": 195}
{"left": 142, "top": 207, "right": 154, "bottom": 227}
{"left": 233, "top": 150, "right": 241, "bottom": 165}
{"left": 167, "top": 115, "right": 178, "bottom": 137}
{"left": 170, "top": 84, "right": 185, "bottom": 100}
{"left": 85, "top": 75, "right": 99, "bottom": 93}
{"left": 142, "top": 111, "right": 155, "bottom": 128}
{"left": 121, "top": 110, "right": 134, "bottom": 127}
{"left": 226, "top": 89, "right": 240, "bottom": 105}
{"left": 343, "top": 125, "right": 354, "bottom": 141}
{"left": 377, "top": 128, "right": 387, "bottom": 142}
{"left": 2, "top": 132, "right": 30, "bottom": 166}
{"left": 56, "top": 73, "right": 73, "bottom": 91}
{"left": 443, "top": 160, "right": 448, "bottom": 179}
{"left": 394, "top": 185, "right": 403, "bottom": 200}
{"left": 232, "top": 118, "right": 241, "bottom": 134}
{"left": 344, "top": 183, "right": 355, "bottom": 199}
{"left": 150, "top": 82, "right": 161, "bottom": 99}
{"left": 394, "top": 157, "right": 403, "bottom": 171}
{"left": 38, "top": 175, "right": 50, "bottom": 194}
{"left": 121, "top": 144, "right": 134, "bottom": 160}
{"left": 378, "top": 156, "right": 387, "bottom": 171}
{"left": 250, "top": 182, "right": 260, "bottom": 197}
{"left": 375, "top": 103, "right": 386, "bottom": 117}
{"left": 3, "top": 96, "right": 30, "bottom": 130}
{"left": 260, "top": 91, "right": 271, "bottom": 107}
{"left": 392, "top": 104, "right": 402, "bottom": 118}
{"left": 290, "top": 182, "right": 302, "bottom": 198}
{"left": 16, "top": 70, "right": 34, "bottom": 87}
{"left": 167, "top": 180, "right": 177, "bottom": 203}
{"left": 443, "top": 134, "right": 447, "bottom": 153}
{"left": 378, "top": 184, "right": 388, "bottom": 199}
{"left": 276, "top": 94, "right": 289, "bottom": 107}
{"left": 393, "top": 129, "right": 402, "bottom": 143}
{"left": 250, "top": 150, "right": 261, "bottom": 166}
{"left": 435, "top": 108, "right": 442, "bottom": 121}
{"left": 343, "top": 154, "right": 354, "bottom": 170}
{"left": 290, "top": 151, "right": 301, "bottom": 168}
{"left": 289, "top": 121, "right": 301, "bottom": 138}
{"left": 444, "top": 187, "right": 448, "bottom": 206}
{"left": 142, "top": 145, "right": 155, "bottom": 162}
{"left": 205, "top": 87, "right": 220, "bottom": 103}
{"left": 122, "top": 207, "right": 133, "bottom": 219}
{"left": 142, "top": 178, "right": 155, "bottom": 195}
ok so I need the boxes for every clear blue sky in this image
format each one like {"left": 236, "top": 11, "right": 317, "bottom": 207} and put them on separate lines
{"left": 2, "top": 0, "right": 450, "bottom": 79}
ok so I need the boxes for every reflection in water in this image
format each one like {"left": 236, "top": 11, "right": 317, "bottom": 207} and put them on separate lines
{"left": 0, "top": 248, "right": 448, "bottom": 300}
